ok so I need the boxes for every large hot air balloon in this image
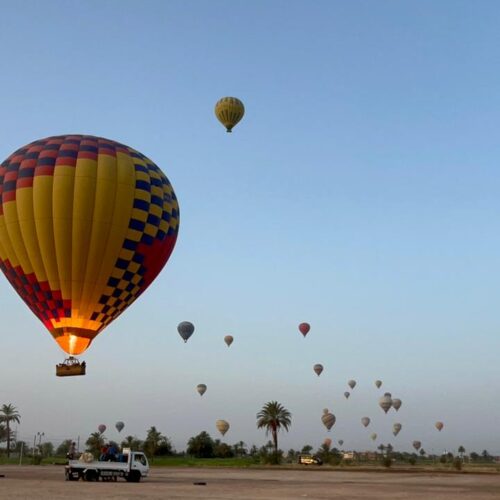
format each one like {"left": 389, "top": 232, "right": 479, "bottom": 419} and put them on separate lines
{"left": 321, "top": 409, "right": 336, "bottom": 431}
{"left": 361, "top": 417, "right": 370, "bottom": 428}
{"left": 338, "top": 439, "right": 344, "bottom": 447}
{"left": 214, "top": 97, "right": 245, "bottom": 133}
{"left": 98, "top": 424, "right": 106, "bottom": 434}
{"left": 392, "top": 398, "right": 402, "bottom": 411}
{"left": 298, "top": 323, "right": 310, "bottom": 337}
{"left": 435, "top": 421, "right": 444, "bottom": 432}
{"left": 412, "top": 440, "right": 421, "bottom": 451}
{"left": 216, "top": 419, "right": 230, "bottom": 436}
{"left": 115, "top": 421, "right": 124, "bottom": 433}
{"left": 375, "top": 380, "right": 382, "bottom": 389}
{"left": 348, "top": 380, "right": 356, "bottom": 390}
{"left": 224, "top": 335, "right": 233, "bottom": 347}
{"left": 323, "top": 438, "right": 332, "bottom": 448}
{"left": 0, "top": 135, "right": 179, "bottom": 375}
{"left": 370, "top": 433, "right": 377, "bottom": 441}
{"left": 178, "top": 321, "right": 194, "bottom": 343}
{"left": 379, "top": 394, "right": 393, "bottom": 414}
{"left": 344, "top": 391, "right": 350, "bottom": 399}
{"left": 313, "top": 364, "right": 323, "bottom": 376}
{"left": 393, "top": 423, "right": 402, "bottom": 436}
{"left": 196, "top": 384, "right": 207, "bottom": 396}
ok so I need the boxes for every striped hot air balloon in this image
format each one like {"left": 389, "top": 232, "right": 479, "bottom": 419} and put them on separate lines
{"left": 0, "top": 135, "right": 179, "bottom": 368}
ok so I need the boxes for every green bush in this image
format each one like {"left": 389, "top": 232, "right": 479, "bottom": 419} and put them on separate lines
{"left": 453, "top": 458, "right": 462, "bottom": 471}
{"left": 32, "top": 455, "right": 43, "bottom": 465}
{"left": 382, "top": 457, "right": 392, "bottom": 468}
{"left": 439, "top": 455, "right": 447, "bottom": 464}
{"left": 260, "top": 450, "right": 283, "bottom": 465}
{"left": 409, "top": 457, "right": 417, "bottom": 466}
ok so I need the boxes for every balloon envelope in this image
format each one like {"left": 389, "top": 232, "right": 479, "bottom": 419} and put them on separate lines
{"left": 216, "top": 419, "right": 230, "bottom": 436}
{"left": 298, "top": 322, "right": 310, "bottom": 337}
{"left": 361, "top": 417, "right": 370, "bottom": 428}
{"left": 0, "top": 135, "right": 179, "bottom": 356}
{"left": 379, "top": 394, "right": 393, "bottom": 414}
{"left": 375, "top": 380, "right": 382, "bottom": 388}
{"left": 344, "top": 391, "right": 350, "bottom": 399}
{"left": 224, "top": 335, "right": 233, "bottom": 347}
{"left": 197, "top": 384, "right": 207, "bottom": 396}
{"left": 338, "top": 439, "right": 344, "bottom": 446}
{"left": 435, "top": 421, "right": 444, "bottom": 431}
{"left": 370, "top": 433, "right": 377, "bottom": 441}
{"left": 392, "top": 398, "right": 402, "bottom": 411}
{"left": 115, "top": 421, "right": 124, "bottom": 433}
{"left": 98, "top": 424, "right": 106, "bottom": 434}
{"left": 323, "top": 438, "right": 332, "bottom": 448}
{"left": 321, "top": 409, "right": 336, "bottom": 431}
{"left": 412, "top": 440, "right": 421, "bottom": 451}
{"left": 348, "top": 380, "right": 356, "bottom": 389}
{"left": 214, "top": 97, "right": 245, "bottom": 133}
{"left": 393, "top": 423, "right": 402, "bottom": 436}
{"left": 313, "top": 363, "right": 323, "bottom": 376}
{"left": 178, "top": 321, "right": 194, "bottom": 342}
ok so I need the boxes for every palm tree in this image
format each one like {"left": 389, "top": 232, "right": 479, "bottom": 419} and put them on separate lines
{"left": 0, "top": 404, "right": 21, "bottom": 457}
{"left": 256, "top": 401, "right": 292, "bottom": 454}
{"left": 85, "top": 432, "right": 104, "bottom": 458}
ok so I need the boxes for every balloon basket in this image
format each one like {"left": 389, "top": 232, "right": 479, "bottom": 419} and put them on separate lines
{"left": 56, "top": 357, "right": 86, "bottom": 377}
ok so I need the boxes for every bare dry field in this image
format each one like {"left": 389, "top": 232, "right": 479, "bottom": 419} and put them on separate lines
{"left": 0, "top": 465, "right": 499, "bottom": 499}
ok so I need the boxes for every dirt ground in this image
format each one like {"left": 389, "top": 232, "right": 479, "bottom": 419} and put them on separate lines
{"left": 0, "top": 465, "right": 499, "bottom": 499}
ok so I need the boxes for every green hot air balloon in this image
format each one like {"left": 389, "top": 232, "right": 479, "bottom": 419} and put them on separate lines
{"left": 370, "top": 433, "right": 377, "bottom": 441}
{"left": 375, "top": 380, "right": 382, "bottom": 389}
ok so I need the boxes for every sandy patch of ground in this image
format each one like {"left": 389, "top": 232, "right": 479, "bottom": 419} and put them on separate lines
{"left": 0, "top": 465, "right": 499, "bottom": 499}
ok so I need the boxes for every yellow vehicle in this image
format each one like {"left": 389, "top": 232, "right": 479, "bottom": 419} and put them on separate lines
{"left": 298, "top": 454, "right": 323, "bottom": 465}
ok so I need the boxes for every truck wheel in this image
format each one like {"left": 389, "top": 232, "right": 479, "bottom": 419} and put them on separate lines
{"left": 85, "top": 470, "right": 98, "bottom": 482}
{"left": 126, "top": 470, "right": 141, "bottom": 483}
{"left": 65, "top": 471, "right": 76, "bottom": 481}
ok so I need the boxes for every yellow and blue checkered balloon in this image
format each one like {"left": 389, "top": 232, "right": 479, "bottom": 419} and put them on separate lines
{"left": 0, "top": 135, "right": 179, "bottom": 356}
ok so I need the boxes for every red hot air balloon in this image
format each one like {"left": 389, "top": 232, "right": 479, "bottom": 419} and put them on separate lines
{"left": 298, "top": 323, "right": 310, "bottom": 337}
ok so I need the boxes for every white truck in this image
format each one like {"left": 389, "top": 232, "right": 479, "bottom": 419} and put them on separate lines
{"left": 65, "top": 449, "right": 149, "bottom": 482}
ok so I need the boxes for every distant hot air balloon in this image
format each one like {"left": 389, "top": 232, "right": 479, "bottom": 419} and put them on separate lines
{"left": 392, "top": 398, "right": 402, "bottom": 411}
{"left": 224, "top": 335, "right": 233, "bottom": 347}
{"left": 214, "top": 97, "right": 245, "bottom": 133}
{"left": 216, "top": 419, "right": 230, "bottom": 436}
{"left": 361, "top": 417, "right": 370, "bottom": 428}
{"left": 375, "top": 380, "right": 382, "bottom": 389}
{"left": 98, "top": 424, "right": 106, "bottom": 434}
{"left": 370, "top": 433, "right": 377, "bottom": 441}
{"left": 338, "top": 439, "right": 344, "bottom": 447}
{"left": 323, "top": 438, "right": 332, "bottom": 448}
{"left": 115, "top": 421, "right": 124, "bottom": 433}
{"left": 348, "top": 380, "right": 356, "bottom": 390}
{"left": 393, "top": 423, "right": 402, "bottom": 436}
{"left": 178, "top": 321, "right": 194, "bottom": 343}
{"left": 313, "top": 364, "right": 324, "bottom": 376}
{"left": 435, "top": 421, "right": 444, "bottom": 432}
{"left": 412, "top": 440, "right": 421, "bottom": 451}
{"left": 298, "top": 323, "right": 310, "bottom": 337}
{"left": 379, "top": 394, "right": 393, "bottom": 414}
{"left": 196, "top": 384, "right": 207, "bottom": 396}
{"left": 344, "top": 391, "right": 350, "bottom": 399}
{"left": 321, "top": 409, "right": 336, "bottom": 431}
{"left": 0, "top": 135, "right": 180, "bottom": 375}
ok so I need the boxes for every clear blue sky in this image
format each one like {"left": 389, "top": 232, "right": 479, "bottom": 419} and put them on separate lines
{"left": 0, "top": 0, "right": 499, "bottom": 454}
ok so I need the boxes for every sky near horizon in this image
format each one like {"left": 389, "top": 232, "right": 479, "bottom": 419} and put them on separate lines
{"left": 0, "top": 0, "right": 499, "bottom": 455}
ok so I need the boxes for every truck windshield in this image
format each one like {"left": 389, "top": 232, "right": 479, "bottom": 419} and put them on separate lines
{"left": 134, "top": 454, "right": 147, "bottom": 466}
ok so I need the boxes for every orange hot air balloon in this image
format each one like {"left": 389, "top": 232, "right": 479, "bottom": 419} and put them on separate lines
{"left": 0, "top": 135, "right": 179, "bottom": 371}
